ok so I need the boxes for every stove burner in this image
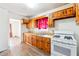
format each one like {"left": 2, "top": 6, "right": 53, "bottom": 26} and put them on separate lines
{"left": 54, "top": 35, "right": 60, "bottom": 38}
{"left": 64, "top": 36, "right": 73, "bottom": 40}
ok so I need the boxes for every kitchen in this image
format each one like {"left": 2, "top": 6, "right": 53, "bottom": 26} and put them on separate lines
{"left": 0, "top": 3, "right": 79, "bottom": 56}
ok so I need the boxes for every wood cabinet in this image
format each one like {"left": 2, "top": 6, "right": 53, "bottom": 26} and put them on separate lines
{"left": 31, "top": 35, "right": 37, "bottom": 46}
{"left": 23, "top": 33, "right": 32, "bottom": 45}
{"left": 76, "top": 4, "right": 79, "bottom": 24}
{"left": 23, "top": 33, "right": 51, "bottom": 54}
{"left": 22, "top": 19, "right": 33, "bottom": 29}
{"left": 43, "top": 37, "right": 51, "bottom": 53}
{"left": 48, "top": 15, "right": 55, "bottom": 27}
{"left": 36, "top": 36, "right": 41, "bottom": 49}
{"left": 49, "top": 6, "right": 76, "bottom": 27}
{"left": 52, "top": 6, "right": 75, "bottom": 20}
{"left": 26, "top": 20, "right": 32, "bottom": 29}
{"left": 37, "top": 36, "right": 42, "bottom": 49}
{"left": 36, "top": 36, "right": 51, "bottom": 54}
{"left": 23, "top": 19, "right": 30, "bottom": 24}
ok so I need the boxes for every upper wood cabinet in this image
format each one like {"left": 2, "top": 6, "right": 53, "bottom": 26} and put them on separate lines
{"left": 22, "top": 18, "right": 33, "bottom": 28}
{"left": 52, "top": 6, "right": 76, "bottom": 20}
{"left": 26, "top": 20, "right": 33, "bottom": 29}
{"left": 48, "top": 14, "right": 55, "bottom": 27}
{"left": 23, "top": 19, "right": 30, "bottom": 24}
{"left": 76, "top": 4, "right": 79, "bottom": 24}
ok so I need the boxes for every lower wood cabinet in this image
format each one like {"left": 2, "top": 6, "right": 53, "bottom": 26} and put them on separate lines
{"left": 42, "top": 37, "right": 51, "bottom": 54}
{"left": 23, "top": 33, "right": 51, "bottom": 54}
{"left": 32, "top": 35, "right": 37, "bottom": 46}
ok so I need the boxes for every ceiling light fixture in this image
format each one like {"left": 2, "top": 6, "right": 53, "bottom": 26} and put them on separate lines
{"left": 25, "top": 3, "right": 37, "bottom": 8}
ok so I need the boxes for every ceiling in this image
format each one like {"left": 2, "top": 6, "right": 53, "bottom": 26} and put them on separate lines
{"left": 0, "top": 3, "right": 67, "bottom": 17}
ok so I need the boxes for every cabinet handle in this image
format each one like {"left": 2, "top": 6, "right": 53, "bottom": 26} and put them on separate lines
{"left": 40, "top": 48, "right": 42, "bottom": 50}
{"left": 47, "top": 42, "right": 50, "bottom": 44}
{"left": 41, "top": 41, "right": 43, "bottom": 42}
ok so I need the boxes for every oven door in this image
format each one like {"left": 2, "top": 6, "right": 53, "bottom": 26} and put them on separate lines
{"left": 51, "top": 40, "right": 76, "bottom": 56}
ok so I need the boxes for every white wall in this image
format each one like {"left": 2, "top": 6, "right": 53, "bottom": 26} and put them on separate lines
{"left": 0, "top": 8, "right": 9, "bottom": 52}
{"left": 9, "top": 12, "right": 24, "bottom": 20}
{"left": 55, "top": 18, "right": 79, "bottom": 56}
{"left": 0, "top": 5, "right": 25, "bottom": 52}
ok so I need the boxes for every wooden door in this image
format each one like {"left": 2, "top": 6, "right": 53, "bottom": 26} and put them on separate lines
{"left": 27, "top": 33, "right": 32, "bottom": 44}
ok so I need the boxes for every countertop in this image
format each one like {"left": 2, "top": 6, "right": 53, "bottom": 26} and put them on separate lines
{"left": 24, "top": 32, "right": 53, "bottom": 39}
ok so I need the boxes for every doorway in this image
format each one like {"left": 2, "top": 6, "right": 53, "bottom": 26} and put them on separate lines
{"left": 9, "top": 19, "right": 21, "bottom": 48}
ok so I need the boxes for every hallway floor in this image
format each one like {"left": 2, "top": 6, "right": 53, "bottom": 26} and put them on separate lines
{"left": 0, "top": 38, "right": 49, "bottom": 56}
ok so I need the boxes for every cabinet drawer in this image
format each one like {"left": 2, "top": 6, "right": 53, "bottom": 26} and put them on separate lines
{"left": 44, "top": 43, "right": 51, "bottom": 53}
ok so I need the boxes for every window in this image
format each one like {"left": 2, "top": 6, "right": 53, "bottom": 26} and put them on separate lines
{"left": 38, "top": 17, "right": 48, "bottom": 29}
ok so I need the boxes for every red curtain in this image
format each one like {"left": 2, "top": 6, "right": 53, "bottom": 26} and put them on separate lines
{"left": 38, "top": 17, "right": 48, "bottom": 29}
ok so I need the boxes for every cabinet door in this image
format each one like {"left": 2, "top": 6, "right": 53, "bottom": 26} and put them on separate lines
{"left": 57, "top": 11, "right": 62, "bottom": 18}
{"left": 44, "top": 43, "right": 49, "bottom": 53}
{"left": 38, "top": 37, "right": 41, "bottom": 49}
{"left": 32, "top": 35, "right": 36, "bottom": 46}
{"left": 31, "top": 35, "right": 34, "bottom": 46}
{"left": 76, "top": 4, "right": 79, "bottom": 24}
{"left": 36, "top": 36, "right": 39, "bottom": 48}
{"left": 27, "top": 34, "right": 30, "bottom": 44}
{"left": 40, "top": 37, "right": 45, "bottom": 50}
{"left": 52, "top": 12, "right": 58, "bottom": 19}
{"left": 66, "top": 7, "right": 74, "bottom": 17}
{"left": 23, "top": 33, "right": 29, "bottom": 44}
{"left": 46, "top": 43, "right": 51, "bottom": 54}
{"left": 26, "top": 34, "right": 29, "bottom": 43}
{"left": 36, "top": 36, "right": 41, "bottom": 49}
{"left": 63, "top": 9, "right": 67, "bottom": 17}
{"left": 33, "top": 36, "right": 37, "bottom": 47}
{"left": 44, "top": 38, "right": 51, "bottom": 54}
{"left": 26, "top": 34, "right": 31, "bottom": 44}
{"left": 29, "top": 37, "right": 31, "bottom": 44}
{"left": 38, "top": 37, "right": 42, "bottom": 49}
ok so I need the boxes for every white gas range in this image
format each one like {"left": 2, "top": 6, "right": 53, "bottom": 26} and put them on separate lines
{"left": 51, "top": 31, "right": 77, "bottom": 56}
